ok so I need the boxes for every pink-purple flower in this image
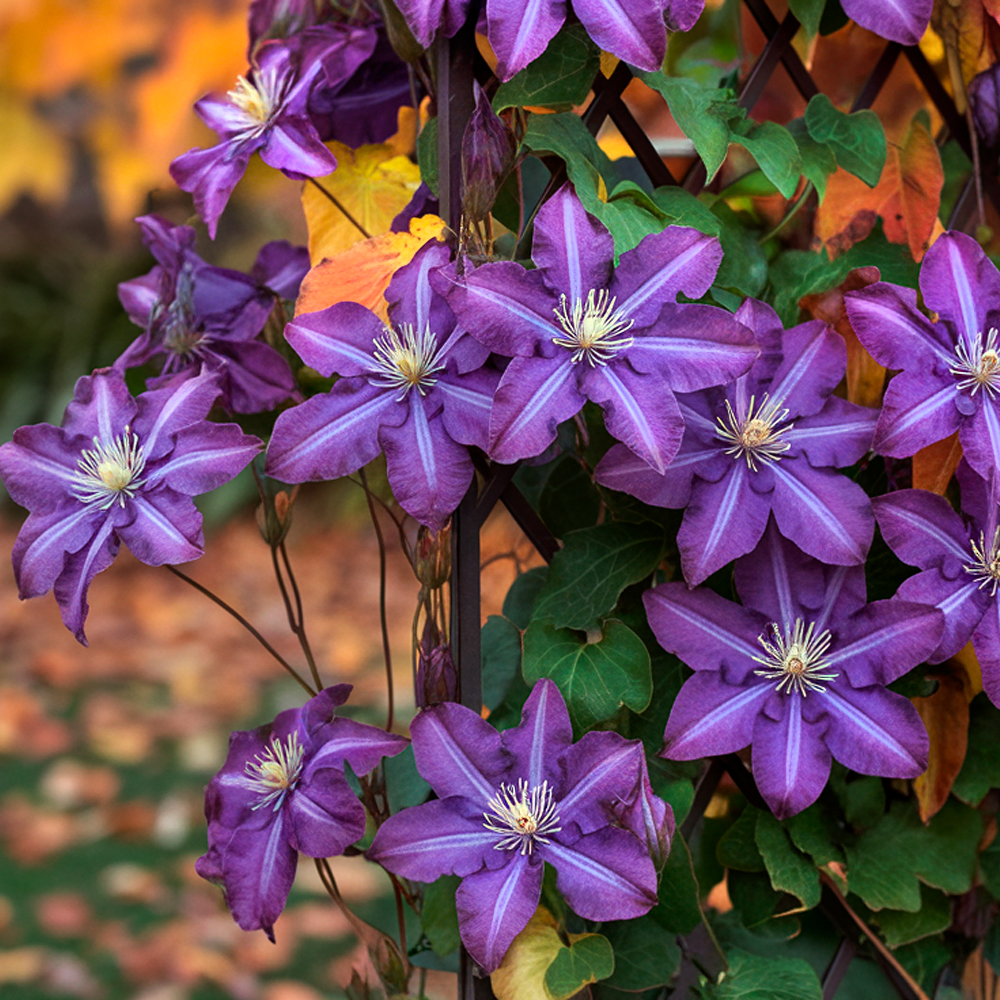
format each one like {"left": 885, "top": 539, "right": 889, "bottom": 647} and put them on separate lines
{"left": 265, "top": 241, "right": 499, "bottom": 530}
{"left": 0, "top": 368, "right": 261, "bottom": 643}
{"left": 435, "top": 183, "right": 758, "bottom": 472}
{"left": 841, "top": 0, "right": 932, "bottom": 46}
{"left": 197, "top": 685, "right": 408, "bottom": 940}
{"left": 595, "top": 299, "right": 877, "bottom": 585}
{"left": 367, "top": 679, "right": 666, "bottom": 972}
{"left": 646, "top": 522, "right": 941, "bottom": 819}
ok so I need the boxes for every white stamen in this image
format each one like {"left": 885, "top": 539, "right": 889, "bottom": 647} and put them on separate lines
{"left": 715, "top": 393, "right": 793, "bottom": 471}
{"left": 483, "top": 779, "right": 561, "bottom": 855}
{"left": 951, "top": 328, "right": 1000, "bottom": 399}
{"left": 226, "top": 61, "right": 289, "bottom": 134}
{"left": 370, "top": 323, "right": 446, "bottom": 400}
{"left": 552, "top": 289, "right": 634, "bottom": 366}
{"left": 752, "top": 619, "right": 839, "bottom": 697}
{"left": 243, "top": 731, "right": 306, "bottom": 811}
{"left": 71, "top": 429, "right": 147, "bottom": 510}
{"left": 965, "top": 526, "right": 1000, "bottom": 596}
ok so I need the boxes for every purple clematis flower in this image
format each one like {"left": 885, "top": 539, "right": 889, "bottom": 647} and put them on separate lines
{"left": 0, "top": 368, "right": 261, "bottom": 643}
{"left": 595, "top": 299, "right": 877, "bottom": 585}
{"left": 367, "top": 679, "right": 665, "bottom": 972}
{"left": 873, "top": 461, "right": 1000, "bottom": 707}
{"left": 845, "top": 231, "right": 1000, "bottom": 483}
{"left": 265, "top": 241, "right": 499, "bottom": 530}
{"left": 394, "top": 0, "right": 703, "bottom": 81}
{"left": 841, "top": 0, "right": 932, "bottom": 46}
{"left": 645, "top": 521, "right": 941, "bottom": 819}
{"left": 117, "top": 217, "right": 302, "bottom": 414}
{"left": 170, "top": 30, "right": 353, "bottom": 238}
{"left": 197, "top": 684, "right": 408, "bottom": 940}
{"left": 435, "top": 184, "right": 758, "bottom": 471}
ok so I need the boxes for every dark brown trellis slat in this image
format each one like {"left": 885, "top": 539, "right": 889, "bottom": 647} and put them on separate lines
{"left": 436, "top": 2, "right": 995, "bottom": 996}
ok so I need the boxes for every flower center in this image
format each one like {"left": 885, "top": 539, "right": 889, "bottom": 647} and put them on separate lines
{"left": 370, "top": 323, "right": 446, "bottom": 400}
{"left": 483, "top": 779, "right": 561, "bottom": 855}
{"left": 715, "top": 394, "right": 793, "bottom": 471}
{"left": 950, "top": 328, "right": 1000, "bottom": 399}
{"left": 228, "top": 74, "right": 278, "bottom": 125}
{"left": 965, "top": 526, "right": 1000, "bottom": 596}
{"left": 552, "top": 289, "right": 634, "bottom": 366}
{"left": 752, "top": 619, "right": 839, "bottom": 697}
{"left": 244, "top": 731, "right": 306, "bottom": 811}
{"left": 72, "top": 429, "right": 147, "bottom": 510}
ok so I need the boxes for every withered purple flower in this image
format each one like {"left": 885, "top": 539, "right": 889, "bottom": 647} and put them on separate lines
{"left": 436, "top": 183, "right": 758, "bottom": 471}
{"left": 596, "top": 299, "right": 877, "bottom": 585}
{"left": 367, "top": 679, "right": 665, "bottom": 972}
{"left": 0, "top": 368, "right": 261, "bottom": 643}
{"left": 646, "top": 522, "right": 941, "bottom": 819}
{"left": 197, "top": 685, "right": 408, "bottom": 940}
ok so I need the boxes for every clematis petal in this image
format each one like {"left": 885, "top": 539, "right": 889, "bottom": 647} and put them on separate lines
{"left": 897, "top": 571, "right": 988, "bottom": 664}
{"left": 770, "top": 460, "right": 874, "bottom": 566}
{"left": 206, "top": 340, "right": 298, "bottom": 414}
{"left": 811, "top": 683, "right": 928, "bottom": 778}
{"left": 766, "top": 321, "right": 844, "bottom": 417}
{"left": 392, "top": 0, "right": 450, "bottom": 47}
{"left": 874, "top": 371, "right": 963, "bottom": 458}
{"left": 959, "top": 397, "right": 1000, "bottom": 482}
{"left": 872, "top": 490, "right": 971, "bottom": 574}
{"left": 53, "top": 516, "right": 120, "bottom": 644}
{"left": 972, "top": 598, "right": 1000, "bottom": 706}
{"left": 287, "top": 770, "right": 367, "bottom": 858}
{"left": 840, "top": 0, "right": 932, "bottom": 45}
{"left": 304, "top": 716, "right": 408, "bottom": 778}
{"left": 285, "top": 301, "right": 384, "bottom": 377}
{"left": 259, "top": 118, "right": 338, "bottom": 177}
{"left": 252, "top": 240, "right": 310, "bottom": 299}
{"left": 133, "top": 370, "right": 224, "bottom": 460}
{"left": 573, "top": 0, "right": 666, "bottom": 70}
{"left": 169, "top": 142, "right": 253, "bottom": 240}
{"left": 63, "top": 369, "right": 137, "bottom": 443}
{"left": 368, "top": 797, "right": 509, "bottom": 883}
{"left": 545, "top": 825, "right": 657, "bottom": 921}
{"left": 145, "top": 422, "right": 261, "bottom": 494}
{"left": 410, "top": 701, "right": 507, "bottom": 801}
{"left": 500, "top": 678, "right": 572, "bottom": 789}
{"left": 12, "top": 506, "right": 104, "bottom": 599}
{"left": 662, "top": 673, "right": 770, "bottom": 759}
{"left": 557, "top": 731, "right": 645, "bottom": 833}
{"left": 488, "top": 0, "right": 567, "bottom": 81}
{"left": 116, "top": 490, "right": 203, "bottom": 566}
{"left": 783, "top": 397, "right": 877, "bottom": 469}
{"left": 582, "top": 363, "right": 684, "bottom": 474}
{"left": 436, "top": 368, "right": 498, "bottom": 452}
{"left": 594, "top": 439, "right": 722, "bottom": 510}
{"left": 489, "top": 355, "right": 584, "bottom": 464}
{"left": 0, "top": 425, "right": 86, "bottom": 512}
{"left": 265, "top": 380, "right": 400, "bottom": 483}
{"left": 456, "top": 854, "right": 544, "bottom": 972}
{"left": 386, "top": 241, "right": 457, "bottom": 343}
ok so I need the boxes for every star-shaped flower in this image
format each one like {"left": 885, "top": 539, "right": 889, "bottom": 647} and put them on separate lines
{"left": 845, "top": 231, "right": 1000, "bottom": 482}
{"left": 645, "top": 521, "right": 941, "bottom": 818}
{"left": 197, "top": 685, "right": 408, "bottom": 940}
{"left": 366, "top": 679, "right": 665, "bottom": 972}
{"left": 0, "top": 368, "right": 261, "bottom": 642}
{"left": 436, "top": 183, "right": 758, "bottom": 472}
{"left": 595, "top": 299, "right": 877, "bottom": 584}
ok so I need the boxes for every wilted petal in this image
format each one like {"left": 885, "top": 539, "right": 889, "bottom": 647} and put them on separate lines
{"left": 662, "top": 673, "right": 769, "bottom": 759}
{"left": 209, "top": 340, "right": 298, "bottom": 414}
{"left": 253, "top": 240, "right": 310, "bottom": 299}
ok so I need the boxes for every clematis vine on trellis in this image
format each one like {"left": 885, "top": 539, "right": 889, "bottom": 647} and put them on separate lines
{"left": 645, "top": 522, "right": 942, "bottom": 818}
{"left": 595, "top": 298, "right": 878, "bottom": 585}
{"left": 265, "top": 240, "right": 499, "bottom": 529}
{"left": 436, "top": 183, "right": 759, "bottom": 472}
{"left": 367, "top": 679, "right": 665, "bottom": 972}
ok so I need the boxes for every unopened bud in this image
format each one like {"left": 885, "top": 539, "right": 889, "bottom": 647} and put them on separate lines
{"left": 376, "top": 0, "right": 426, "bottom": 63}
{"left": 414, "top": 523, "right": 451, "bottom": 588}
{"left": 416, "top": 642, "right": 458, "bottom": 708}
{"left": 256, "top": 486, "right": 299, "bottom": 546}
{"left": 461, "top": 84, "right": 517, "bottom": 224}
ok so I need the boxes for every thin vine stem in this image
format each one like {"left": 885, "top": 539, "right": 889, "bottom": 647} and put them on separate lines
{"left": 759, "top": 180, "right": 814, "bottom": 245}
{"left": 306, "top": 177, "right": 372, "bottom": 240}
{"left": 164, "top": 565, "right": 315, "bottom": 695}
{"left": 358, "top": 467, "right": 395, "bottom": 732}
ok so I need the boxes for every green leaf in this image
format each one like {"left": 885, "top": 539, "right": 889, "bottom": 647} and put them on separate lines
{"left": 784, "top": 804, "right": 844, "bottom": 867}
{"left": 717, "top": 806, "right": 765, "bottom": 873}
{"left": 649, "top": 185, "right": 723, "bottom": 234}
{"left": 804, "top": 93, "right": 886, "bottom": 187}
{"left": 601, "top": 915, "right": 680, "bottom": 991}
{"left": 985, "top": 919, "right": 1000, "bottom": 976}
{"left": 601, "top": 180, "right": 672, "bottom": 252}
{"left": 653, "top": 832, "right": 703, "bottom": 934}
{"left": 502, "top": 566, "right": 548, "bottom": 630}
{"left": 788, "top": 0, "right": 826, "bottom": 35}
{"left": 417, "top": 116, "right": 438, "bottom": 196}
{"left": 727, "top": 870, "right": 781, "bottom": 928}
{"left": 538, "top": 453, "right": 602, "bottom": 536}
{"left": 844, "top": 798, "right": 983, "bottom": 912}
{"left": 522, "top": 619, "right": 652, "bottom": 730}
{"left": 481, "top": 615, "right": 523, "bottom": 712}
{"left": 754, "top": 812, "right": 821, "bottom": 910}
{"left": 894, "top": 935, "right": 952, "bottom": 993}
{"left": 384, "top": 745, "right": 430, "bottom": 814}
{"left": 636, "top": 71, "right": 743, "bottom": 181}
{"left": 699, "top": 948, "right": 822, "bottom": 999}
{"left": 544, "top": 933, "right": 614, "bottom": 999}
{"left": 420, "top": 875, "right": 461, "bottom": 956}
{"left": 787, "top": 118, "right": 837, "bottom": 201}
{"left": 493, "top": 23, "right": 600, "bottom": 112}
{"left": 729, "top": 118, "right": 802, "bottom": 199}
{"left": 874, "top": 885, "right": 952, "bottom": 948}
{"left": 980, "top": 839, "right": 1000, "bottom": 900}
{"left": 952, "top": 692, "right": 1000, "bottom": 806}
{"left": 532, "top": 521, "right": 665, "bottom": 631}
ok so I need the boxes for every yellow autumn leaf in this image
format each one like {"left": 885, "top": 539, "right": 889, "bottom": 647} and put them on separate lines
{"left": 295, "top": 214, "right": 446, "bottom": 323}
{"left": 302, "top": 142, "right": 422, "bottom": 263}
{"left": 0, "top": 93, "right": 70, "bottom": 208}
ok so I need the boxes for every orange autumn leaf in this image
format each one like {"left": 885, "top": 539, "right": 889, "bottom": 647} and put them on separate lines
{"left": 912, "top": 662, "right": 972, "bottom": 822}
{"left": 302, "top": 141, "right": 422, "bottom": 264}
{"left": 912, "top": 432, "right": 964, "bottom": 493}
{"left": 931, "top": 0, "right": 992, "bottom": 109}
{"left": 815, "top": 113, "right": 945, "bottom": 261}
{"left": 295, "top": 214, "right": 446, "bottom": 323}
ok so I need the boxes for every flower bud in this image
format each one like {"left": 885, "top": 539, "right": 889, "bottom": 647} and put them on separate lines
{"left": 414, "top": 523, "right": 451, "bottom": 588}
{"left": 256, "top": 485, "right": 298, "bottom": 546}
{"left": 616, "top": 762, "right": 675, "bottom": 871}
{"left": 376, "top": 0, "right": 427, "bottom": 63}
{"left": 461, "top": 84, "right": 517, "bottom": 224}
{"left": 416, "top": 643, "right": 458, "bottom": 708}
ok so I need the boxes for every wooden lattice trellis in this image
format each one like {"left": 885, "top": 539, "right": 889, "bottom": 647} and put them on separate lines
{"left": 435, "top": 4, "right": 999, "bottom": 996}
